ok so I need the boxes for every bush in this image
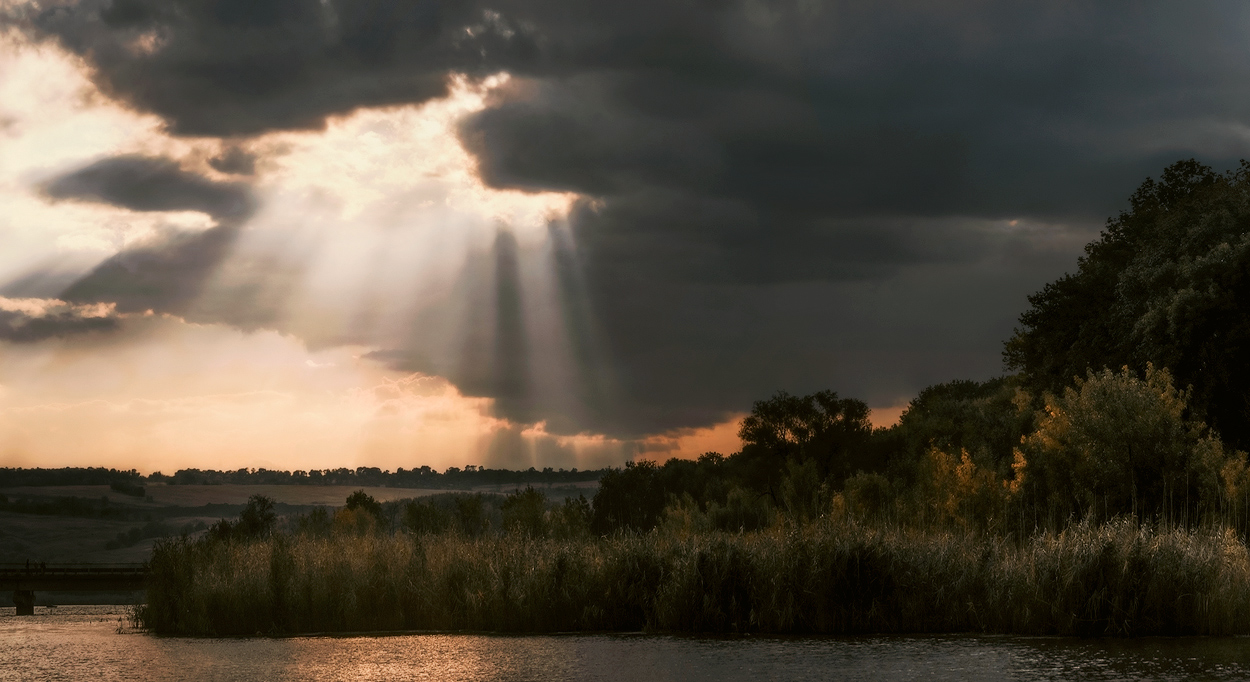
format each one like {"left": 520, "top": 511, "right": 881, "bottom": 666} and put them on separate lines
{"left": 1020, "top": 364, "right": 1231, "bottom": 525}
{"left": 549, "top": 495, "right": 592, "bottom": 539}
{"left": 109, "top": 480, "right": 146, "bottom": 497}
{"left": 403, "top": 499, "right": 452, "bottom": 535}
{"left": 238, "top": 495, "right": 277, "bottom": 537}
{"left": 707, "top": 487, "right": 773, "bottom": 532}
{"left": 592, "top": 461, "right": 666, "bottom": 534}
{"left": 501, "top": 486, "right": 547, "bottom": 537}
{"left": 843, "top": 472, "right": 892, "bottom": 520}
{"left": 453, "top": 494, "right": 490, "bottom": 537}
{"left": 344, "top": 490, "right": 383, "bottom": 520}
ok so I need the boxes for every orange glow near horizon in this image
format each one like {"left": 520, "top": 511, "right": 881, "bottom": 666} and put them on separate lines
{"left": 0, "top": 312, "right": 636, "bottom": 473}
{"left": 638, "top": 415, "right": 747, "bottom": 461}
{"left": 636, "top": 402, "right": 910, "bottom": 464}
{"left": 869, "top": 404, "right": 907, "bottom": 429}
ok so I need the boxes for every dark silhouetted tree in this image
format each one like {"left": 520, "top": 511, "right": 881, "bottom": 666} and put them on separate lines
{"left": 344, "top": 490, "right": 383, "bottom": 520}
{"left": 591, "top": 461, "right": 666, "bottom": 534}
{"left": 1005, "top": 159, "right": 1250, "bottom": 450}
{"left": 886, "top": 377, "right": 1034, "bottom": 481}
{"left": 403, "top": 499, "right": 451, "bottom": 535}
{"left": 549, "top": 494, "right": 592, "bottom": 539}
{"left": 237, "top": 494, "right": 276, "bottom": 538}
{"left": 501, "top": 486, "right": 547, "bottom": 536}
{"left": 453, "top": 493, "right": 489, "bottom": 537}
{"left": 735, "top": 390, "right": 874, "bottom": 494}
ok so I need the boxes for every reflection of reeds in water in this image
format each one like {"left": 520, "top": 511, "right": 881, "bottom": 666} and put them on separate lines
{"left": 138, "top": 518, "right": 1250, "bottom": 636}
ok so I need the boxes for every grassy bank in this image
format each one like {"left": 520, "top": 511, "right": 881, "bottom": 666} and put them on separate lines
{"left": 137, "top": 517, "right": 1250, "bottom": 636}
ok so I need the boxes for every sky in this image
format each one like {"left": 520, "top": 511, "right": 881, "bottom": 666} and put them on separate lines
{"left": 2, "top": 1, "right": 1250, "bottom": 474}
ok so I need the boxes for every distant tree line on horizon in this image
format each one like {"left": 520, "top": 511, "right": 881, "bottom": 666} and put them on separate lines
{"left": 0, "top": 464, "right": 606, "bottom": 490}
{"left": 0, "top": 467, "right": 146, "bottom": 489}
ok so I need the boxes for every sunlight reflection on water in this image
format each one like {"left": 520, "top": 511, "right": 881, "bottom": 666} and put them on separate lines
{"left": 4, "top": 606, "right": 1250, "bottom": 681}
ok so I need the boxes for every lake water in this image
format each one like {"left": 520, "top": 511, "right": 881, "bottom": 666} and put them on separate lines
{"left": 4, "top": 606, "right": 1250, "bottom": 681}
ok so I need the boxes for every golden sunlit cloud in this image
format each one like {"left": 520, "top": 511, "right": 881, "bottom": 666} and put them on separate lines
{"left": 0, "top": 296, "right": 116, "bottom": 319}
{"left": 255, "top": 74, "right": 576, "bottom": 233}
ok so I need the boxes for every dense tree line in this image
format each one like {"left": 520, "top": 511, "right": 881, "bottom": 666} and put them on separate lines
{"left": 0, "top": 467, "right": 143, "bottom": 488}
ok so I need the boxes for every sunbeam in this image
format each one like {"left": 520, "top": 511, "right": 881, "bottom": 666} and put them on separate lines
{"left": 0, "top": 32, "right": 637, "bottom": 471}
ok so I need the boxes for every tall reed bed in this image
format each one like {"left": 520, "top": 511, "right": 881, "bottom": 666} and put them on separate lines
{"left": 138, "top": 518, "right": 1250, "bottom": 636}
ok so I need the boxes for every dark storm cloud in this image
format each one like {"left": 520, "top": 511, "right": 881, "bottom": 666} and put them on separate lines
{"left": 0, "top": 300, "right": 121, "bottom": 343}
{"left": 16, "top": 1, "right": 1250, "bottom": 222}
{"left": 43, "top": 155, "right": 255, "bottom": 219}
{"left": 18, "top": 0, "right": 1250, "bottom": 229}
{"left": 458, "top": 2, "right": 1250, "bottom": 223}
{"left": 559, "top": 192, "right": 997, "bottom": 284}
{"left": 558, "top": 229, "right": 1093, "bottom": 436}
{"left": 208, "top": 147, "right": 257, "bottom": 176}
{"left": 14, "top": 0, "right": 1250, "bottom": 437}
{"left": 40, "top": 155, "right": 258, "bottom": 315}
{"left": 61, "top": 225, "right": 242, "bottom": 314}
{"left": 8, "top": 0, "right": 538, "bottom": 135}
{"left": 457, "top": 74, "right": 972, "bottom": 218}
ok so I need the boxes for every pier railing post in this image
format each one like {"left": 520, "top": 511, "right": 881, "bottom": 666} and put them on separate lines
{"left": 13, "top": 590, "right": 34, "bottom": 616}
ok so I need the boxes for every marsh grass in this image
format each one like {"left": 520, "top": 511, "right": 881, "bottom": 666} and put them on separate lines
{"left": 137, "top": 516, "right": 1250, "bottom": 637}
